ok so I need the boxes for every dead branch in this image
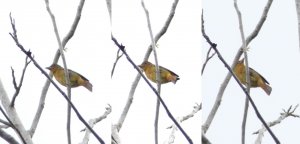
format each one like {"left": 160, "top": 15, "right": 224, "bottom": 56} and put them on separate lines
{"left": 202, "top": 0, "right": 274, "bottom": 134}
{"left": 111, "top": 36, "right": 193, "bottom": 143}
{"left": 10, "top": 56, "right": 31, "bottom": 107}
{"left": 253, "top": 105, "right": 299, "bottom": 144}
{"left": 111, "top": 49, "right": 124, "bottom": 78}
{"left": 30, "top": 0, "right": 86, "bottom": 137}
{"left": 80, "top": 105, "right": 112, "bottom": 144}
{"left": 0, "top": 128, "right": 19, "bottom": 144}
{"left": 201, "top": 47, "right": 216, "bottom": 75}
{"left": 115, "top": 0, "right": 179, "bottom": 133}
{"left": 9, "top": 14, "right": 105, "bottom": 144}
{"left": 201, "top": 11, "right": 280, "bottom": 143}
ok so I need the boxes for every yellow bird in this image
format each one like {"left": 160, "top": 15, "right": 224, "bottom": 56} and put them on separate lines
{"left": 138, "top": 61, "right": 179, "bottom": 84}
{"left": 46, "top": 64, "right": 93, "bottom": 92}
{"left": 234, "top": 58, "right": 272, "bottom": 95}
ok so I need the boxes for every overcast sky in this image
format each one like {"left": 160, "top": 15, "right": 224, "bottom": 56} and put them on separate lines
{"left": 0, "top": 0, "right": 200, "bottom": 143}
{"left": 203, "top": 0, "right": 300, "bottom": 143}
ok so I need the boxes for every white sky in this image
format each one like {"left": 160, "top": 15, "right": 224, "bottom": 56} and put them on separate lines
{"left": 0, "top": 0, "right": 201, "bottom": 144}
{"left": 203, "top": 0, "right": 300, "bottom": 143}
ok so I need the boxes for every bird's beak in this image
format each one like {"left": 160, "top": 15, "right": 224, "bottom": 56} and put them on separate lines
{"left": 46, "top": 66, "right": 50, "bottom": 70}
{"left": 138, "top": 64, "right": 144, "bottom": 71}
{"left": 241, "top": 58, "right": 245, "bottom": 63}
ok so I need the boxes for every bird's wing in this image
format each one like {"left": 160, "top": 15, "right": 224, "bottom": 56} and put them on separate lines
{"left": 249, "top": 67, "right": 269, "bottom": 84}
{"left": 69, "top": 69, "right": 90, "bottom": 81}
{"left": 159, "top": 66, "right": 179, "bottom": 78}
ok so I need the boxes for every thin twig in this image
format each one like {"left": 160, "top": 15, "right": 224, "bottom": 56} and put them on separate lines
{"left": 111, "top": 37, "right": 193, "bottom": 144}
{"left": 111, "top": 49, "right": 124, "bottom": 78}
{"left": 140, "top": 1, "right": 162, "bottom": 144}
{"left": 233, "top": 1, "right": 251, "bottom": 144}
{"left": 10, "top": 56, "right": 31, "bottom": 107}
{"left": 202, "top": 13, "right": 280, "bottom": 144}
{"left": 9, "top": 15, "right": 105, "bottom": 144}
{"left": 253, "top": 105, "right": 299, "bottom": 144}
{"left": 167, "top": 103, "right": 201, "bottom": 129}
{"left": 166, "top": 104, "right": 201, "bottom": 143}
{"left": 202, "top": 0, "right": 273, "bottom": 134}
{"left": 80, "top": 105, "right": 112, "bottom": 144}
{"left": 201, "top": 47, "right": 216, "bottom": 75}
{"left": 0, "top": 119, "right": 12, "bottom": 127}
{"left": 44, "top": 1, "right": 73, "bottom": 143}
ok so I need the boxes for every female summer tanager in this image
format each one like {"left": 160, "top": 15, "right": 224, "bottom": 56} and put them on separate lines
{"left": 138, "top": 61, "right": 179, "bottom": 84}
{"left": 46, "top": 64, "right": 93, "bottom": 92}
{"left": 234, "top": 58, "right": 272, "bottom": 95}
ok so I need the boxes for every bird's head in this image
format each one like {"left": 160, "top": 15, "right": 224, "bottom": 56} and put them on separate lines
{"left": 138, "top": 61, "right": 152, "bottom": 71}
{"left": 46, "top": 64, "right": 61, "bottom": 72}
{"left": 238, "top": 58, "right": 245, "bottom": 64}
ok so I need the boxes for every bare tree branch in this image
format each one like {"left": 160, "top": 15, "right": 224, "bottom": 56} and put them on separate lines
{"left": 202, "top": 132, "right": 211, "bottom": 144}
{"left": 202, "top": 0, "right": 273, "bottom": 134}
{"left": 253, "top": 105, "right": 299, "bottom": 144}
{"left": 111, "top": 125, "right": 121, "bottom": 144}
{"left": 295, "top": 0, "right": 300, "bottom": 51}
{"left": 201, "top": 47, "right": 216, "bottom": 75}
{"left": 0, "top": 129, "right": 19, "bottom": 144}
{"left": 233, "top": 1, "right": 251, "bottom": 143}
{"left": 201, "top": 12, "right": 280, "bottom": 143}
{"left": 167, "top": 103, "right": 201, "bottom": 129}
{"left": 80, "top": 105, "right": 112, "bottom": 144}
{"left": 9, "top": 14, "right": 105, "bottom": 144}
{"left": 29, "top": 0, "right": 86, "bottom": 137}
{"left": 115, "top": 0, "right": 179, "bottom": 133}
{"left": 111, "top": 36, "right": 193, "bottom": 143}
{"left": 111, "top": 49, "right": 124, "bottom": 78}
{"left": 166, "top": 104, "right": 201, "bottom": 143}
{"left": 0, "top": 80, "right": 31, "bottom": 144}
{"left": 44, "top": 0, "right": 73, "bottom": 143}
{"left": 109, "top": 0, "right": 180, "bottom": 143}
{"left": 0, "top": 119, "right": 12, "bottom": 127}
{"left": 10, "top": 56, "right": 31, "bottom": 107}
{"left": 140, "top": 1, "right": 162, "bottom": 144}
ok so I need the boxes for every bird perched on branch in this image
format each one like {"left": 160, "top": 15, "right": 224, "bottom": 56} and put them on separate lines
{"left": 46, "top": 64, "right": 93, "bottom": 92}
{"left": 138, "top": 61, "right": 179, "bottom": 84}
{"left": 234, "top": 58, "right": 272, "bottom": 95}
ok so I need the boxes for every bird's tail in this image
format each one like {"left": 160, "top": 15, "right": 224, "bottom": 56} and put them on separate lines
{"left": 83, "top": 82, "right": 93, "bottom": 92}
{"left": 261, "top": 84, "right": 272, "bottom": 95}
{"left": 171, "top": 77, "right": 180, "bottom": 84}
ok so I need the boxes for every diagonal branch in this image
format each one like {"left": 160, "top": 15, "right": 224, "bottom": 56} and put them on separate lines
{"left": 111, "top": 37, "right": 193, "bottom": 144}
{"left": 111, "top": 1, "right": 179, "bottom": 143}
{"left": 202, "top": 13, "right": 280, "bottom": 143}
{"left": 9, "top": 15, "right": 105, "bottom": 144}
{"left": 0, "top": 128, "right": 19, "bottom": 144}
{"left": 29, "top": 0, "right": 85, "bottom": 137}
{"left": 166, "top": 104, "right": 201, "bottom": 143}
{"left": 115, "top": 0, "right": 179, "bottom": 132}
{"left": 80, "top": 105, "right": 112, "bottom": 144}
{"left": 202, "top": 0, "right": 273, "bottom": 134}
{"left": 253, "top": 105, "right": 299, "bottom": 144}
